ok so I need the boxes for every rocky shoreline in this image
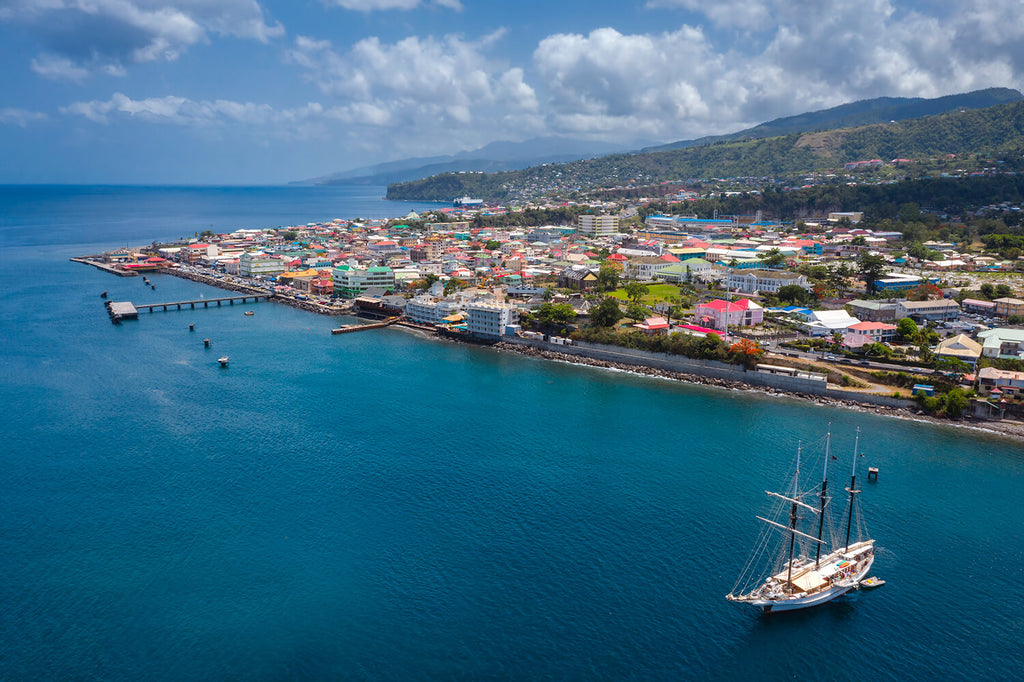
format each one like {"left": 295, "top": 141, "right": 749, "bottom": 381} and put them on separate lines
{"left": 492, "top": 342, "right": 1024, "bottom": 442}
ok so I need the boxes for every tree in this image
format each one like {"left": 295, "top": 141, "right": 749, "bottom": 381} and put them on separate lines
{"left": 536, "top": 302, "right": 576, "bottom": 327}
{"left": 863, "top": 342, "right": 892, "bottom": 359}
{"left": 758, "top": 248, "right": 786, "bottom": 268}
{"left": 597, "top": 263, "right": 621, "bottom": 291}
{"left": 980, "top": 282, "right": 995, "bottom": 299}
{"left": 590, "top": 297, "right": 623, "bottom": 328}
{"left": 856, "top": 252, "right": 887, "bottom": 294}
{"left": 282, "top": 230, "right": 298, "bottom": 242}
{"left": 443, "top": 278, "right": 463, "bottom": 296}
{"left": 896, "top": 317, "right": 919, "bottom": 343}
{"left": 777, "top": 284, "right": 810, "bottom": 306}
{"left": 995, "top": 284, "right": 1013, "bottom": 298}
{"left": 421, "top": 273, "right": 439, "bottom": 289}
{"left": 624, "top": 281, "right": 649, "bottom": 304}
{"left": 484, "top": 240, "right": 501, "bottom": 250}
{"left": 729, "top": 338, "right": 764, "bottom": 368}
{"left": 626, "top": 302, "right": 650, "bottom": 323}
{"left": 942, "top": 387, "right": 970, "bottom": 418}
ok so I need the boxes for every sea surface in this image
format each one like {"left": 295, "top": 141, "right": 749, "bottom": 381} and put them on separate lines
{"left": 1, "top": 185, "right": 1022, "bottom": 680}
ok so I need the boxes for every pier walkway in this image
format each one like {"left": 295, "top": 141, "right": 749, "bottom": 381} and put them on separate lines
{"left": 331, "top": 316, "right": 401, "bottom": 334}
{"left": 133, "top": 294, "right": 272, "bottom": 312}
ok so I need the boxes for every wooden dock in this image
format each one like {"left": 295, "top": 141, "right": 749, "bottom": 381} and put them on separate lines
{"left": 331, "top": 316, "right": 400, "bottom": 334}
{"left": 133, "top": 294, "right": 272, "bottom": 312}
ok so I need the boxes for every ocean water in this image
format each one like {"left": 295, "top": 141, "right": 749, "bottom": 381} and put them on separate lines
{"left": 1, "top": 185, "right": 1022, "bottom": 680}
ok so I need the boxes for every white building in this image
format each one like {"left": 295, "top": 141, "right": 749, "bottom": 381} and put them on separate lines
{"left": 405, "top": 295, "right": 465, "bottom": 325}
{"left": 239, "top": 252, "right": 286, "bottom": 277}
{"left": 465, "top": 303, "right": 519, "bottom": 339}
{"left": 577, "top": 214, "right": 619, "bottom": 238}
{"left": 332, "top": 265, "right": 395, "bottom": 297}
{"left": 727, "top": 269, "right": 809, "bottom": 294}
{"left": 624, "top": 256, "right": 673, "bottom": 281}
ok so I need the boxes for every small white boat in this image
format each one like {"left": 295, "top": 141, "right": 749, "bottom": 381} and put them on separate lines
{"left": 217, "top": 356, "right": 229, "bottom": 367}
{"left": 860, "top": 576, "right": 885, "bottom": 588}
{"left": 244, "top": 311, "right": 254, "bottom": 316}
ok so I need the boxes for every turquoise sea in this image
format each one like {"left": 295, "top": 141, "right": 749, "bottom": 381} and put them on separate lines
{"left": 1, "top": 185, "right": 1022, "bottom": 680}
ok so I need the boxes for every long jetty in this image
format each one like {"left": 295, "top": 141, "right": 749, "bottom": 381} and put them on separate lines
{"left": 134, "top": 294, "right": 272, "bottom": 312}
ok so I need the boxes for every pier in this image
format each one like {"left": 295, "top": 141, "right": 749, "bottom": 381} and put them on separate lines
{"left": 331, "top": 316, "right": 401, "bottom": 334}
{"left": 132, "top": 294, "right": 272, "bottom": 312}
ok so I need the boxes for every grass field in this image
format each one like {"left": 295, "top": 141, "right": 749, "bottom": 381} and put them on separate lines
{"left": 608, "top": 283, "right": 681, "bottom": 305}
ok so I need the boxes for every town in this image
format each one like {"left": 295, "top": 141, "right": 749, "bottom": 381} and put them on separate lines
{"left": 81, "top": 191, "right": 1024, "bottom": 425}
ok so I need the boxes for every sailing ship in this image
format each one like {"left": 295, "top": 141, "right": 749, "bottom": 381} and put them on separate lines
{"left": 726, "top": 428, "right": 875, "bottom": 614}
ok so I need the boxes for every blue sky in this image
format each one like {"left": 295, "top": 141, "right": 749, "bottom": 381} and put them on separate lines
{"left": 2, "top": 0, "right": 1023, "bottom": 185}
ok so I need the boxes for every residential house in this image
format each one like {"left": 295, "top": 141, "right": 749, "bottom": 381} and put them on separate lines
{"left": 977, "top": 328, "right": 1024, "bottom": 359}
{"left": 977, "top": 366, "right": 1024, "bottom": 396}
{"left": 842, "top": 321, "right": 898, "bottom": 350}
{"left": 935, "top": 334, "right": 983, "bottom": 367}
{"left": 557, "top": 265, "right": 598, "bottom": 291}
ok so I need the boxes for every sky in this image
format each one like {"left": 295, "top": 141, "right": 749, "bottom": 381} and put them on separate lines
{"left": 2, "top": 0, "right": 1023, "bottom": 185}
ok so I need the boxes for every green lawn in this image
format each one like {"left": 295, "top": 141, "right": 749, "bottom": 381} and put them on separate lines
{"left": 608, "top": 283, "right": 680, "bottom": 305}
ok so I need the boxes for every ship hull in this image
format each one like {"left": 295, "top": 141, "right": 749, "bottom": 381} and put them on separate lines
{"left": 744, "top": 549, "right": 874, "bottom": 614}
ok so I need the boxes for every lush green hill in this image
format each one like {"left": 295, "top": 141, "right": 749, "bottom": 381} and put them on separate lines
{"left": 642, "top": 87, "right": 1022, "bottom": 153}
{"left": 387, "top": 97, "right": 1024, "bottom": 202}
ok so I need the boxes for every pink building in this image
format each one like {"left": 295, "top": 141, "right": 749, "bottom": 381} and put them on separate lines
{"left": 842, "top": 321, "right": 898, "bottom": 349}
{"left": 694, "top": 298, "right": 763, "bottom": 330}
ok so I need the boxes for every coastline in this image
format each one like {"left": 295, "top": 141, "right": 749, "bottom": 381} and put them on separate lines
{"left": 78, "top": 258, "right": 1024, "bottom": 442}
{"left": 491, "top": 341, "right": 1024, "bottom": 443}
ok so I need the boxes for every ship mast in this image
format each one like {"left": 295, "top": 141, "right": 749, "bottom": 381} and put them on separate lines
{"left": 815, "top": 427, "right": 831, "bottom": 568}
{"left": 786, "top": 445, "right": 801, "bottom": 591}
{"left": 844, "top": 427, "right": 861, "bottom": 550}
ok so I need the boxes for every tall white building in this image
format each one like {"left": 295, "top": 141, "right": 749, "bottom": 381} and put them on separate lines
{"left": 465, "top": 303, "right": 519, "bottom": 339}
{"left": 577, "top": 214, "right": 619, "bottom": 237}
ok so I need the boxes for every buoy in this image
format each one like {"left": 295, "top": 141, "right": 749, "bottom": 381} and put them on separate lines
{"left": 204, "top": 338, "right": 211, "bottom": 348}
{"left": 189, "top": 323, "right": 195, "bottom": 332}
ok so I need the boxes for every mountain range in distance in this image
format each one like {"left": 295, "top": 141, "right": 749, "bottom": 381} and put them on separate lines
{"left": 641, "top": 87, "right": 1023, "bottom": 153}
{"left": 301, "top": 136, "right": 639, "bottom": 187}
{"left": 302, "top": 87, "right": 1022, "bottom": 190}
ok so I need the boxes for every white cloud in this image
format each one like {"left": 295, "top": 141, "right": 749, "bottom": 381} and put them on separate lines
{"left": 528, "top": 1, "right": 1024, "bottom": 143}
{"left": 0, "top": 107, "right": 48, "bottom": 126}
{"left": 1, "top": 1, "right": 283, "bottom": 80}
{"left": 325, "top": 0, "right": 463, "bottom": 11}
{"left": 287, "top": 31, "right": 537, "bottom": 129}
{"left": 61, "top": 92, "right": 325, "bottom": 131}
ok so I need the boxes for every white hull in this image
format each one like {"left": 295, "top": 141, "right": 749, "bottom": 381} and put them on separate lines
{"left": 729, "top": 541, "right": 875, "bottom": 614}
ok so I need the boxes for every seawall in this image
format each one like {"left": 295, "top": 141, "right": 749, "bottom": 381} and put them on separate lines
{"left": 499, "top": 337, "right": 915, "bottom": 411}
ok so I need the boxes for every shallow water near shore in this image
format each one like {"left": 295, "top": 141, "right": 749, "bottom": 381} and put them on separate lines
{"left": 2, "top": 186, "right": 1023, "bottom": 680}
